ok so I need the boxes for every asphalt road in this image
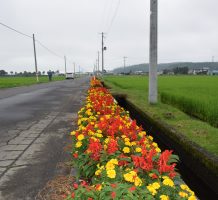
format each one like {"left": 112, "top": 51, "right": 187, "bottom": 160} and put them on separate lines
{"left": 0, "top": 77, "right": 90, "bottom": 200}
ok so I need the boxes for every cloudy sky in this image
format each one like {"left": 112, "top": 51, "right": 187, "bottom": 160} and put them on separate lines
{"left": 0, "top": 0, "right": 217, "bottom": 73}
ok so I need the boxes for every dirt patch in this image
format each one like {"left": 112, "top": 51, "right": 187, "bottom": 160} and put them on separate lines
{"left": 35, "top": 175, "right": 74, "bottom": 200}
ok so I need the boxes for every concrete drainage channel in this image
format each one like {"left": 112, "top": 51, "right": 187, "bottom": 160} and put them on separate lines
{"left": 113, "top": 94, "right": 218, "bottom": 200}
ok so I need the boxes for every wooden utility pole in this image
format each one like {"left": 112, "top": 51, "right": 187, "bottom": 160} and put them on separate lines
{"left": 32, "top": 34, "right": 39, "bottom": 82}
{"left": 149, "top": 0, "right": 158, "bottom": 104}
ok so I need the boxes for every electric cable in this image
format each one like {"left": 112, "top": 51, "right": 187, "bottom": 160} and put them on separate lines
{"left": 106, "top": 0, "right": 121, "bottom": 34}
{"left": 0, "top": 21, "right": 64, "bottom": 60}
{"left": 0, "top": 22, "right": 32, "bottom": 39}
{"left": 35, "top": 39, "right": 63, "bottom": 59}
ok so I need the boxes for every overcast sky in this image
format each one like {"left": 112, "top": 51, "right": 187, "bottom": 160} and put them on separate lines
{"left": 0, "top": 0, "right": 218, "bottom": 73}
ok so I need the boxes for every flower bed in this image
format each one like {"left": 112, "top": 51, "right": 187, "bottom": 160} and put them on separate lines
{"left": 66, "top": 78, "right": 196, "bottom": 200}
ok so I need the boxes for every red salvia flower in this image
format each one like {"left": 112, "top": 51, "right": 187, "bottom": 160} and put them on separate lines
{"left": 107, "top": 138, "right": 118, "bottom": 154}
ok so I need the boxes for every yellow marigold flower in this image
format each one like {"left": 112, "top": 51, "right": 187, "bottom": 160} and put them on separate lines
{"left": 160, "top": 195, "right": 169, "bottom": 200}
{"left": 97, "top": 130, "right": 102, "bottom": 134}
{"left": 121, "top": 135, "right": 126, "bottom": 138}
{"left": 123, "top": 147, "right": 130, "bottom": 153}
{"left": 135, "top": 147, "right": 142, "bottom": 153}
{"left": 124, "top": 137, "right": 130, "bottom": 142}
{"left": 179, "top": 191, "right": 188, "bottom": 198}
{"left": 107, "top": 169, "right": 116, "bottom": 179}
{"left": 96, "top": 133, "right": 103, "bottom": 138}
{"left": 180, "top": 184, "right": 187, "bottom": 190}
{"left": 131, "top": 141, "right": 137, "bottom": 146}
{"left": 88, "top": 130, "right": 94, "bottom": 136}
{"left": 147, "top": 185, "right": 157, "bottom": 196}
{"left": 94, "top": 124, "right": 98, "bottom": 128}
{"left": 95, "top": 169, "right": 101, "bottom": 176}
{"left": 148, "top": 135, "right": 153, "bottom": 141}
{"left": 104, "top": 138, "right": 109, "bottom": 144}
{"left": 134, "top": 176, "right": 142, "bottom": 187}
{"left": 125, "top": 141, "right": 131, "bottom": 146}
{"left": 75, "top": 141, "right": 82, "bottom": 148}
{"left": 70, "top": 131, "right": 76, "bottom": 136}
{"left": 77, "top": 134, "right": 84, "bottom": 141}
{"left": 152, "top": 142, "right": 158, "bottom": 147}
{"left": 163, "top": 178, "right": 174, "bottom": 187}
{"left": 188, "top": 196, "right": 196, "bottom": 200}
{"left": 139, "top": 131, "right": 146, "bottom": 137}
{"left": 106, "top": 162, "right": 115, "bottom": 170}
{"left": 85, "top": 109, "right": 92, "bottom": 116}
{"left": 156, "top": 147, "right": 161, "bottom": 153}
{"left": 152, "top": 182, "right": 160, "bottom": 190}
{"left": 123, "top": 171, "right": 137, "bottom": 183}
{"left": 109, "top": 159, "right": 118, "bottom": 165}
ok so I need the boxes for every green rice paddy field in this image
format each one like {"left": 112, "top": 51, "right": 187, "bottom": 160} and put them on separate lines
{"left": 0, "top": 76, "right": 65, "bottom": 88}
{"left": 103, "top": 75, "right": 218, "bottom": 155}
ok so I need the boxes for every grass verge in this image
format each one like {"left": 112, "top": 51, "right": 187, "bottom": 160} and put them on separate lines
{"left": 0, "top": 76, "right": 65, "bottom": 88}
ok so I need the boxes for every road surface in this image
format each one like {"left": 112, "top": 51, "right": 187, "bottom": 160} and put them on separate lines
{"left": 0, "top": 77, "right": 89, "bottom": 200}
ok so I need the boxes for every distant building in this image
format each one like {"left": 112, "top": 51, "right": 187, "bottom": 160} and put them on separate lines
{"left": 192, "top": 67, "right": 209, "bottom": 75}
{"left": 134, "top": 71, "right": 144, "bottom": 75}
{"left": 209, "top": 70, "right": 218, "bottom": 75}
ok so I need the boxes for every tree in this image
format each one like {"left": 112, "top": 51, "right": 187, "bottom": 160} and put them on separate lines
{"left": 173, "top": 67, "right": 189, "bottom": 74}
{"left": 0, "top": 70, "right": 8, "bottom": 76}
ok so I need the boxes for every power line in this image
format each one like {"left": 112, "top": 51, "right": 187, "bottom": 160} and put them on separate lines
{"left": 0, "top": 21, "right": 64, "bottom": 60}
{"left": 106, "top": 0, "right": 121, "bottom": 34}
{"left": 99, "top": 0, "right": 111, "bottom": 32}
{"left": 36, "top": 39, "right": 63, "bottom": 59}
{"left": 105, "top": 0, "right": 115, "bottom": 31}
{"left": 0, "top": 22, "right": 32, "bottom": 39}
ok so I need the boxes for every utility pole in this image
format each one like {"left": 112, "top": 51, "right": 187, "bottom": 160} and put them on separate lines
{"left": 123, "top": 56, "right": 127, "bottom": 74}
{"left": 74, "top": 62, "right": 76, "bottom": 75}
{"left": 94, "top": 63, "right": 96, "bottom": 76}
{"left": 101, "top": 32, "right": 105, "bottom": 73}
{"left": 149, "top": 0, "right": 158, "bottom": 104}
{"left": 64, "top": 56, "right": 67, "bottom": 76}
{"left": 97, "top": 51, "right": 100, "bottom": 74}
{"left": 79, "top": 66, "right": 80, "bottom": 77}
{"left": 96, "top": 59, "right": 98, "bottom": 75}
{"left": 32, "top": 34, "right": 39, "bottom": 82}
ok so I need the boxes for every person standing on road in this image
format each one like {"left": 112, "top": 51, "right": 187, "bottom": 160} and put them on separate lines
{"left": 47, "top": 70, "right": 52, "bottom": 81}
